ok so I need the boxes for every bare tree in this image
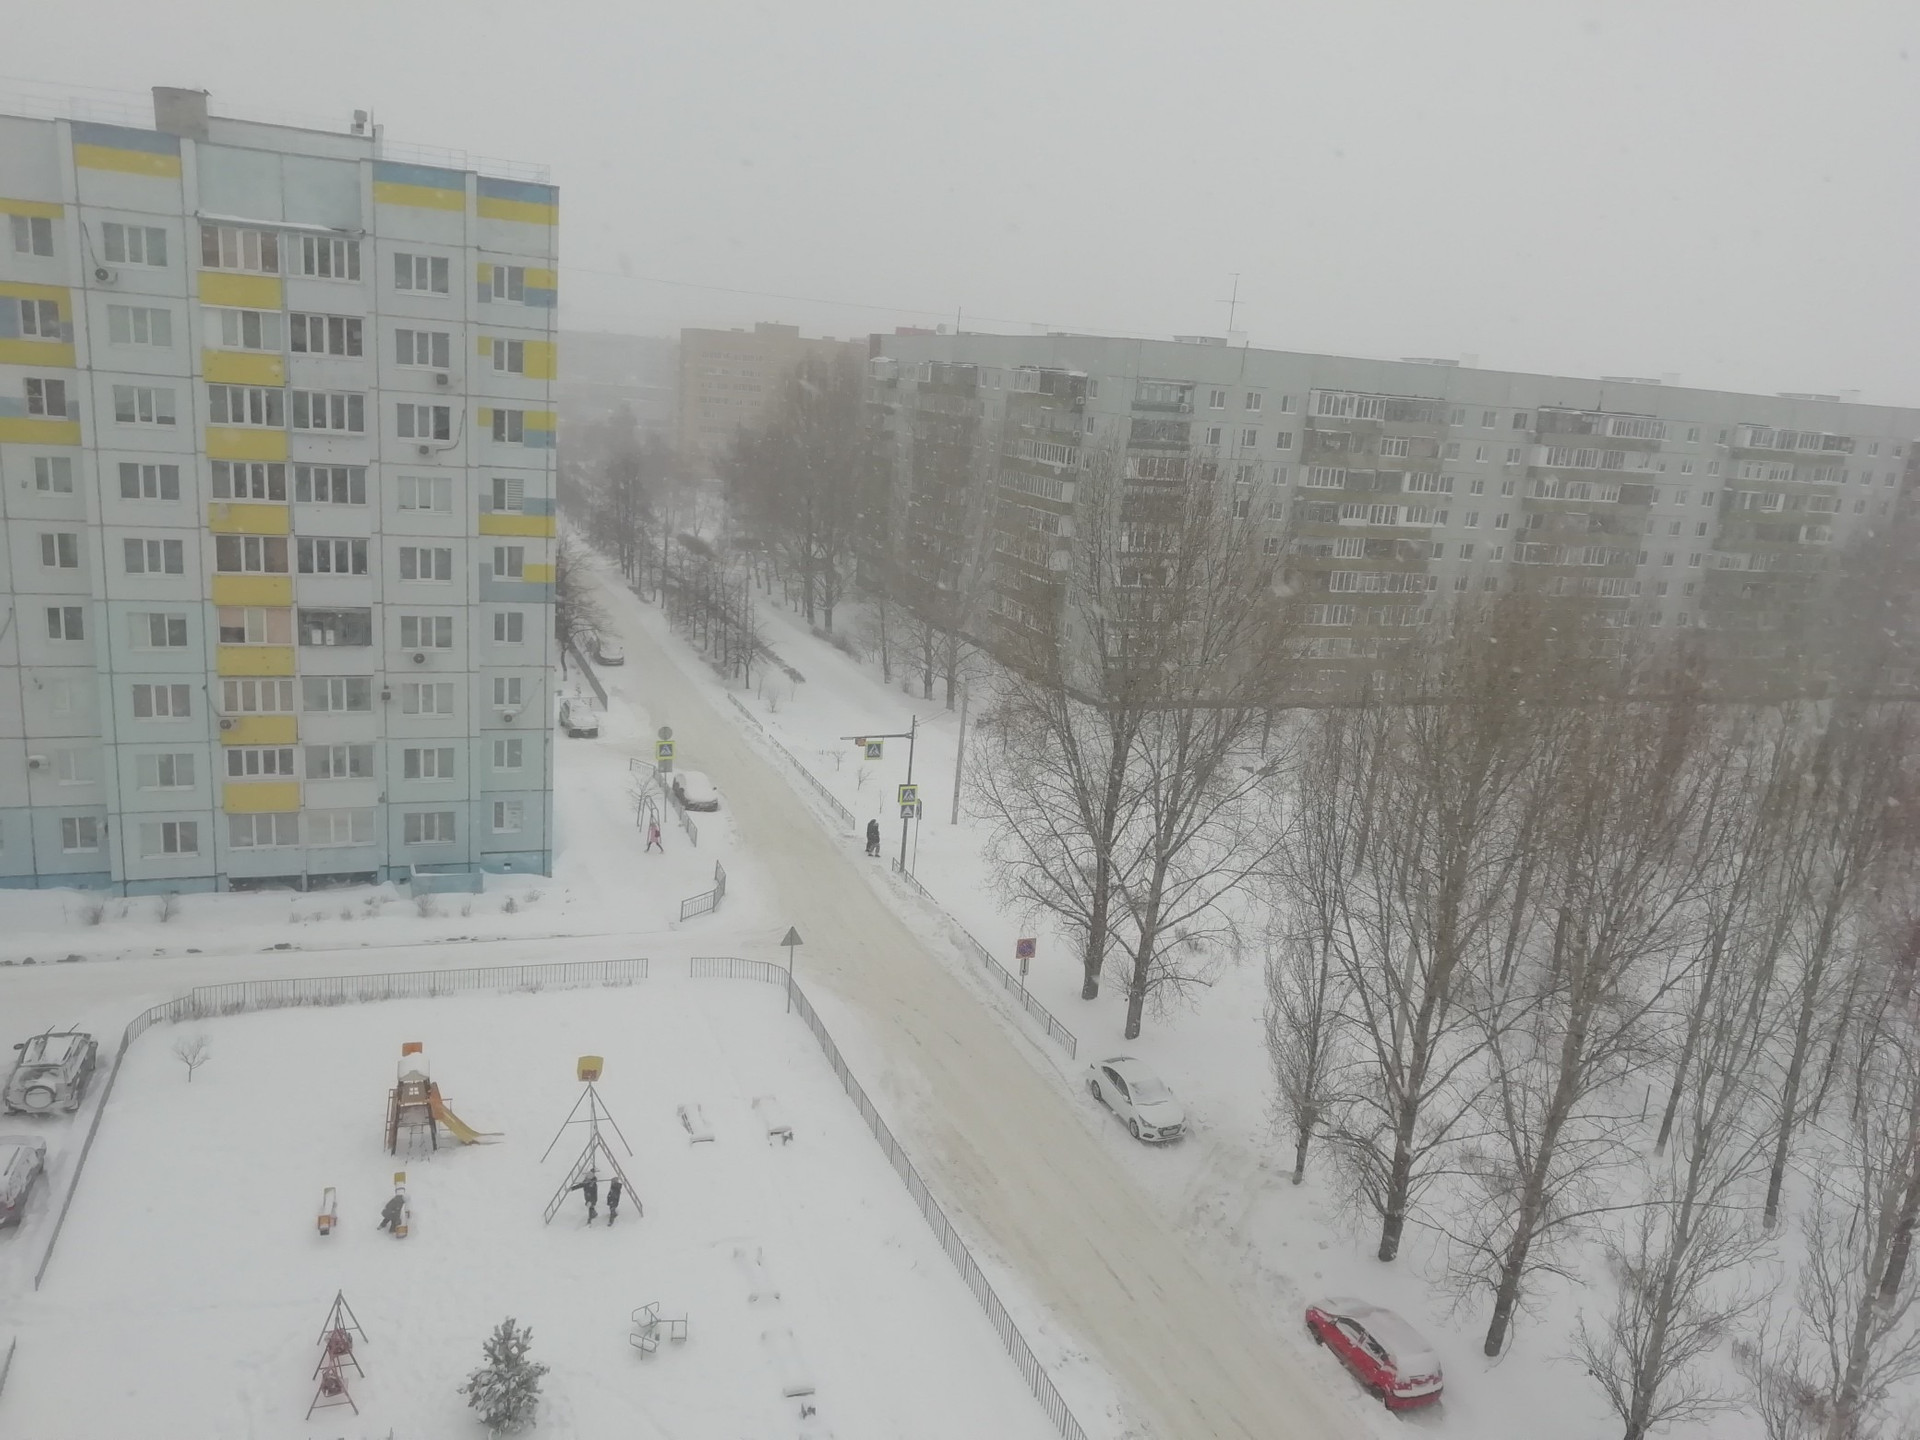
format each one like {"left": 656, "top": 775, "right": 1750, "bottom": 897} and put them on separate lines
{"left": 172, "top": 1034, "right": 210, "bottom": 1083}
{"left": 553, "top": 532, "right": 610, "bottom": 665}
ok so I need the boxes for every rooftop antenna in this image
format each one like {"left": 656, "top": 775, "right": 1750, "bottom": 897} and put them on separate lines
{"left": 1220, "top": 273, "right": 1242, "bottom": 335}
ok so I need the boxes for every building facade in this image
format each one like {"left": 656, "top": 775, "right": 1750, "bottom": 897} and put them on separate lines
{"left": 867, "top": 333, "right": 1920, "bottom": 693}
{"left": 0, "top": 88, "right": 558, "bottom": 891}
{"left": 677, "top": 322, "right": 861, "bottom": 474}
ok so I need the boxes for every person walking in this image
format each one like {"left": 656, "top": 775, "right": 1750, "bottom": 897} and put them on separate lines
{"left": 377, "top": 1192, "right": 405, "bottom": 1233}
{"left": 606, "top": 1178, "right": 623, "bottom": 1226}
{"left": 572, "top": 1170, "right": 599, "bottom": 1221}
{"left": 646, "top": 819, "right": 664, "bottom": 853}
{"left": 865, "top": 818, "right": 881, "bottom": 857}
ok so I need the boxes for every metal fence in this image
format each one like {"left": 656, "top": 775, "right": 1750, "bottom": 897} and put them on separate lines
{"left": 725, "top": 692, "right": 857, "bottom": 830}
{"left": 0, "top": 1335, "right": 14, "bottom": 1401}
{"left": 659, "top": 774, "right": 700, "bottom": 846}
{"left": 678, "top": 861, "right": 728, "bottom": 922}
{"left": 699, "top": 956, "right": 1089, "bottom": 1440}
{"left": 891, "top": 861, "right": 1079, "bottom": 1061}
{"left": 566, "top": 647, "right": 609, "bottom": 709}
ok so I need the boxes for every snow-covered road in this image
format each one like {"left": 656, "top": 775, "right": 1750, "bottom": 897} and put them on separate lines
{"left": 598, "top": 575, "right": 1375, "bottom": 1440}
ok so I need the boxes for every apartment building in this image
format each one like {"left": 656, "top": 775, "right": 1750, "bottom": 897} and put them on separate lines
{"left": 867, "top": 333, "right": 1920, "bottom": 694}
{"left": 677, "top": 322, "right": 862, "bottom": 473}
{"left": 0, "top": 87, "right": 558, "bottom": 891}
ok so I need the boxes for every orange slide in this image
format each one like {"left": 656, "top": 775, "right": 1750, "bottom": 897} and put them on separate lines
{"left": 429, "top": 1083, "right": 502, "bottom": 1145}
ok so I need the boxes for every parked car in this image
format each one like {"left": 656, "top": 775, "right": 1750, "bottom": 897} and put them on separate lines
{"left": 0, "top": 1134, "right": 47, "bottom": 1226}
{"left": 1305, "top": 1298, "right": 1445, "bottom": 1411}
{"left": 593, "top": 637, "right": 626, "bottom": 666}
{"left": 4, "top": 1029, "right": 99, "bottom": 1115}
{"left": 672, "top": 770, "right": 720, "bottom": 812}
{"left": 559, "top": 700, "right": 599, "bottom": 738}
{"left": 1085, "top": 1056, "right": 1186, "bottom": 1142}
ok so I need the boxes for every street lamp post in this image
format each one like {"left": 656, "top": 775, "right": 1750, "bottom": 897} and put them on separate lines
{"left": 841, "top": 714, "right": 921, "bottom": 872}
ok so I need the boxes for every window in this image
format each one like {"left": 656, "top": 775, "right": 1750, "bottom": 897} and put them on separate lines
{"left": 1379, "top": 437, "right": 1411, "bottom": 458}
{"left": 1206, "top": 388, "right": 1227, "bottom": 410}
{"left": 493, "top": 737, "right": 524, "bottom": 770}
{"left": 492, "top": 545, "right": 525, "bottom": 578}
{"left": 211, "top": 461, "right": 285, "bottom": 501}
{"left": 17, "top": 297, "right": 61, "bottom": 338}
{"left": 200, "top": 224, "right": 278, "bottom": 273}
{"left": 1481, "top": 410, "right": 1497, "bottom": 428}
{"left": 1468, "top": 477, "right": 1486, "bottom": 495}
{"left": 291, "top": 391, "right": 364, "bottom": 433}
{"left": 492, "top": 611, "right": 525, "bottom": 643}
{"left": 296, "top": 538, "right": 368, "bottom": 576}
{"left": 397, "top": 403, "right": 452, "bottom": 440}
{"left": 45, "top": 605, "right": 84, "bottom": 640}
{"left": 1512, "top": 413, "right": 1531, "bottom": 429}
{"left": 1262, "top": 536, "right": 1281, "bottom": 555}
{"left": 492, "top": 676, "right": 524, "bottom": 707}
{"left": 1459, "top": 543, "right": 1476, "bottom": 560}
{"left": 214, "top": 534, "right": 288, "bottom": 573}
{"left": 226, "top": 746, "right": 295, "bottom": 778}
{"left": 228, "top": 813, "right": 300, "bottom": 849}
{"left": 303, "top": 677, "right": 374, "bottom": 713}
{"left": 208, "top": 384, "right": 283, "bottom": 428}
{"left": 26, "top": 377, "right": 68, "bottom": 417}
{"left": 223, "top": 677, "right": 296, "bottom": 714}
{"left": 131, "top": 683, "right": 191, "bottom": 718}
{"left": 308, "top": 808, "right": 376, "bottom": 847}
{"left": 490, "top": 337, "right": 525, "bottom": 373}
{"left": 1494, "top": 513, "right": 1510, "bottom": 529}
{"left": 1238, "top": 427, "right": 1258, "bottom": 448}
{"left": 1274, "top": 431, "right": 1294, "bottom": 449}
{"left": 492, "top": 800, "right": 524, "bottom": 833}
{"left": 395, "top": 328, "right": 451, "bottom": 368}
{"left": 136, "top": 752, "right": 195, "bottom": 790}
{"left": 131, "top": 612, "right": 189, "bottom": 648}
{"left": 404, "top": 811, "right": 456, "bottom": 845}
{"left": 297, "top": 235, "right": 360, "bottom": 280}
{"left": 400, "top": 614, "right": 454, "bottom": 648}
{"left": 490, "top": 265, "right": 526, "bottom": 301}
{"left": 112, "top": 384, "right": 176, "bottom": 426}
{"left": 205, "top": 307, "right": 283, "bottom": 352}
{"left": 298, "top": 607, "right": 373, "bottom": 646}
{"left": 119, "top": 462, "right": 181, "bottom": 500}
{"left": 400, "top": 682, "right": 455, "bottom": 715}
{"left": 1203, "top": 425, "right": 1223, "bottom": 446}
{"left": 403, "top": 746, "right": 456, "bottom": 780}
{"left": 395, "top": 253, "right": 450, "bottom": 294}
{"left": 102, "top": 222, "right": 166, "bottom": 266}
{"left": 399, "top": 545, "right": 453, "bottom": 581}
{"left": 1474, "top": 445, "right": 1487, "bottom": 463}
{"left": 107, "top": 304, "right": 172, "bottom": 347}
{"left": 50, "top": 749, "right": 86, "bottom": 786}
{"left": 490, "top": 409, "right": 525, "bottom": 443}
{"left": 288, "top": 313, "right": 361, "bottom": 356}
{"left": 397, "top": 475, "right": 452, "bottom": 512}
{"left": 40, "top": 531, "right": 79, "bottom": 568}
{"left": 34, "top": 457, "right": 74, "bottom": 493}
{"left": 1232, "top": 495, "right": 1251, "bottom": 518}
{"left": 489, "top": 477, "right": 525, "bottom": 512}
{"left": 306, "top": 743, "right": 374, "bottom": 780}
{"left": 1464, "top": 511, "right": 1481, "bottom": 528}
{"left": 1245, "top": 392, "right": 1263, "bottom": 412}
{"left": 217, "top": 606, "right": 291, "bottom": 645}
{"left": 295, "top": 465, "right": 367, "bottom": 505}
{"left": 61, "top": 816, "right": 100, "bottom": 853}
{"left": 11, "top": 213, "right": 53, "bottom": 256}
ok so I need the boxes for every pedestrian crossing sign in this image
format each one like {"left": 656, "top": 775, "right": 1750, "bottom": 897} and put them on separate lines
{"left": 865, "top": 739, "right": 884, "bottom": 759}
{"left": 896, "top": 783, "right": 918, "bottom": 806}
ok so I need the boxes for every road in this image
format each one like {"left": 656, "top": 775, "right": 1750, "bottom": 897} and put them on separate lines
{"left": 600, "top": 575, "right": 1372, "bottom": 1440}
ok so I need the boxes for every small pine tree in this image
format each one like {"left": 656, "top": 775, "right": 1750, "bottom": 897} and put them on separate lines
{"left": 459, "top": 1316, "right": 548, "bottom": 1435}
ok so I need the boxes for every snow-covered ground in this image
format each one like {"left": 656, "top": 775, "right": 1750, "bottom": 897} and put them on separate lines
{"left": 2, "top": 979, "right": 1061, "bottom": 1439}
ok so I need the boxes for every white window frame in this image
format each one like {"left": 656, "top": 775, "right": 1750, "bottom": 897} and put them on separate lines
{"left": 205, "top": 307, "right": 283, "bottom": 352}
{"left": 492, "top": 800, "right": 524, "bottom": 833}
{"left": 207, "top": 384, "right": 282, "bottom": 428}
{"left": 34, "top": 456, "right": 74, "bottom": 493}
{"left": 297, "top": 235, "right": 360, "bottom": 281}
{"left": 398, "top": 546, "right": 454, "bottom": 582}
{"left": 103, "top": 222, "right": 167, "bottom": 266}
{"left": 11, "top": 213, "right": 54, "bottom": 257}
{"left": 106, "top": 304, "right": 172, "bottom": 348}
{"left": 395, "top": 329, "right": 451, "bottom": 368}
{"left": 211, "top": 461, "right": 285, "bottom": 501}
{"left": 288, "top": 312, "right": 361, "bottom": 356}
{"left": 397, "top": 475, "right": 453, "bottom": 512}
{"left": 394, "top": 253, "right": 450, "bottom": 294}
{"left": 403, "top": 811, "right": 457, "bottom": 845}
{"left": 136, "top": 752, "right": 196, "bottom": 790}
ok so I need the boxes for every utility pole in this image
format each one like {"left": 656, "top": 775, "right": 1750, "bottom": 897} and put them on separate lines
{"left": 950, "top": 682, "right": 968, "bottom": 824}
{"left": 840, "top": 714, "right": 921, "bottom": 872}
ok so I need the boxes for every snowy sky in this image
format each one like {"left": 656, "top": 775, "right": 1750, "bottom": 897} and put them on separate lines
{"left": 10, "top": 0, "right": 1920, "bottom": 400}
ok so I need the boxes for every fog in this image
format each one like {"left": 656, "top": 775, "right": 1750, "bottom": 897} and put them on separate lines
{"left": 11, "top": 0, "right": 1920, "bottom": 397}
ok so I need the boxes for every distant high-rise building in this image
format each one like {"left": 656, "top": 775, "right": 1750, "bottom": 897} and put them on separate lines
{"left": 0, "top": 86, "right": 559, "bottom": 891}
{"left": 677, "top": 322, "right": 861, "bottom": 473}
{"left": 557, "top": 330, "right": 675, "bottom": 435}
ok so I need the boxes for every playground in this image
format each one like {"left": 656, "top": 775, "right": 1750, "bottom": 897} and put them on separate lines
{"left": 2, "top": 978, "right": 1060, "bottom": 1439}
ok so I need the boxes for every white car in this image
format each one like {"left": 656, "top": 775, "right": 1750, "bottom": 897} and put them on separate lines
{"left": 672, "top": 770, "right": 719, "bottom": 812}
{"left": 0, "top": 1134, "right": 46, "bottom": 1227}
{"left": 1085, "top": 1056, "right": 1186, "bottom": 1142}
{"left": 593, "top": 638, "right": 626, "bottom": 666}
{"left": 4, "top": 1030, "right": 98, "bottom": 1115}
{"left": 559, "top": 700, "right": 599, "bottom": 738}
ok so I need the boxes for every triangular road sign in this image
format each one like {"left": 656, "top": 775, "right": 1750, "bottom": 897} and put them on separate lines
{"left": 780, "top": 926, "right": 803, "bottom": 948}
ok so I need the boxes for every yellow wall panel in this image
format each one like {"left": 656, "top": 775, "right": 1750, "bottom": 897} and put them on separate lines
{"left": 0, "top": 198, "right": 64, "bottom": 220}
{"left": 211, "top": 574, "right": 293, "bottom": 607}
{"left": 206, "top": 427, "right": 288, "bottom": 462}
{"left": 479, "top": 513, "right": 557, "bottom": 538}
{"left": 74, "top": 145, "right": 181, "bottom": 178}
{"left": 0, "top": 280, "right": 71, "bottom": 303}
{"left": 523, "top": 341, "right": 557, "bottom": 380}
{"left": 0, "top": 418, "right": 80, "bottom": 445}
{"left": 477, "top": 195, "right": 558, "bottom": 225}
{"left": 0, "top": 340, "right": 74, "bottom": 368}
{"left": 223, "top": 781, "right": 301, "bottom": 814}
{"left": 219, "top": 715, "right": 296, "bottom": 747}
{"left": 216, "top": 645, "right": 295, "bottom": 677}
{"left": 207, "top": 502, "right": 290, "bottom": 535}
{"left": 373, "top": 181, "right": 465, "bottom": 211}
{"left": 197, "top": 272, "right": 283, "bottom": 310}
{"left": 523, "top": 562, "right": 556, "bottom": 584}
{"left": 203, "top": 350, "right": 285, "bottom": 386}
{"left": 526, "top": 268, "right": 558, "bottom": 290}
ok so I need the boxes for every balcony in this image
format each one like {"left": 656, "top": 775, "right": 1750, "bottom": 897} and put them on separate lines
{"left": 1128, "top": 418, "right": 1191, "bottom": 449}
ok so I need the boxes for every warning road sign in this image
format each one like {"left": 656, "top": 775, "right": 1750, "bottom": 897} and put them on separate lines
{"left": 896, "top": 783, "right": 919, "bottom": 807}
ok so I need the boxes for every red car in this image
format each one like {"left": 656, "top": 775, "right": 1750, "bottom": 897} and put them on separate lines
{"left": 1305, "top": 1298, "right": 1444, "bottom": 1411}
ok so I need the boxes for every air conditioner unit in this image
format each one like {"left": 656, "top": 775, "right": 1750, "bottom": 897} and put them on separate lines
{"left": 25, "top": 754, "right": 47, "bottom": 771}
{"left": 434, "top": 372, "right": 450, "bottom": 387}
{"left": 410, "top": 651, "right": 426, "bottom": 665}
{"left": 500, "top": 707, "right": 520, "bottom": 722}
{"left": 416, "top": 444, "right": 432, "bottom": 456}
{"left": 93, "top": 265, "right": 118, "bottom": 285}
{"left": 218, "top": 718, "right": 237, "bottom": 731}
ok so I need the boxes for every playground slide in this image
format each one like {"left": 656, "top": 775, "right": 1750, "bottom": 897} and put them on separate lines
{"left": 428, "top": 1084, "right": 501, "bottom": 1144}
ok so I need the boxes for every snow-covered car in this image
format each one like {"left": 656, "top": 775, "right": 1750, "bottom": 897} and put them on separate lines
{"left": 672, "top": 770, "right": 720, "bottom": 812}
{"left": 1305, "top": 1298, "right": 1444, "bottom": 1411}
{"left": 0, "top": 1134, "right": 47, "bottom": 1226}
{"left": 1085, "top": 1056, "right": 1185, "bottom": 1142}
{"left": 593, "top": 637, "right": 625, "bottom": 666}
{"left": 559, "top": 700, "right": 599, "bottom": 739}
{"left": 4, "top": 1030, "right": 99, "bottom": 1115}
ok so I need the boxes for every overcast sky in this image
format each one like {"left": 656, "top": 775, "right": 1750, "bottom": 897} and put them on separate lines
{"left": 10, "top": 1, "right": 1920, "bottom": 400}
